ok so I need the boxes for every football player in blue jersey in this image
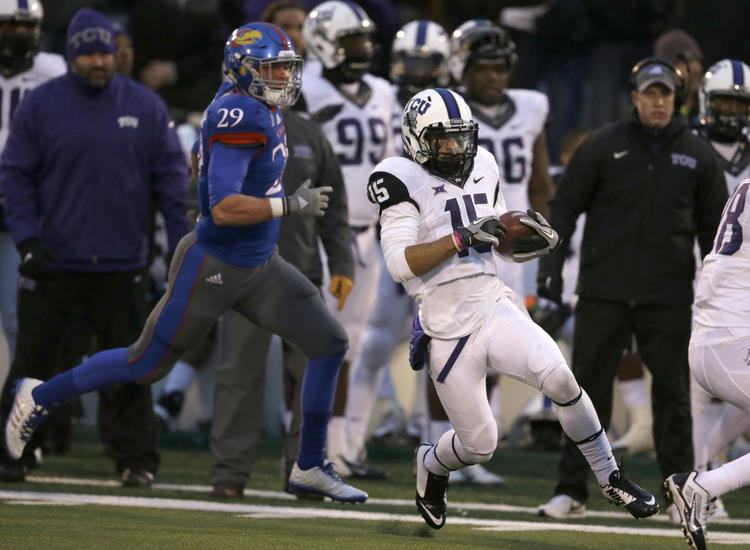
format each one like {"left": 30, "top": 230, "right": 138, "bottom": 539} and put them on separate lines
{"left": 3, "top": 21, "right": 368, "bottom": 504}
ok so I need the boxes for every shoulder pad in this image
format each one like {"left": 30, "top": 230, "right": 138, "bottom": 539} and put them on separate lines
{"left": 367, "top": 170, "right": 419, "bottom": 213}
{"left": 205, "top": 94, "right": 274, "bottom": 148}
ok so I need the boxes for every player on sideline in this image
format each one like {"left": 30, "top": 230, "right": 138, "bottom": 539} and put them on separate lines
{"left": 666, "top": 179, "right": 750, "bottom": 550}
{"left": 368, "top": 87, "right": 660, "bottom": 529}
{"left": 4, "top": 22, "right": 367, "bottom": 504}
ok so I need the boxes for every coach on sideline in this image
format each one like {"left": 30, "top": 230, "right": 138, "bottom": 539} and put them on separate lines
{"left": 0, "top": 7, "right": 189, "bottom": 487}
{"left": 536, "top": 57, "right": 727, "bottom": 519}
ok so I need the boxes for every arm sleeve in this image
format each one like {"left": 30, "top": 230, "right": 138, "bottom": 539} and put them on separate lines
{"left": 380, "top": 201, "right": 419, "bottom": 283}
{"left": 0, "top": 93, "right": 44, "bottom": 245}
{"left": 149, "top": 100, "right": 190, "bottom": 252}
{"left": 695, "top": 148, "right": 729, "bottom": 258}
{"left": 207, "top": 142, "right": 253, "bottom": 209}
{"left": 316, "top": 133, "right": 355, "bottom": 280}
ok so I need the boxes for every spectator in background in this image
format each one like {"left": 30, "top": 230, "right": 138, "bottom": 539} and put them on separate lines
{"left": 654, "top": 28, "right": 704, "bottom": 128}
{"left": 536, "top": 57, "right": 728, "bottom": 520}
{"left": 0, "top": 0, "right": 65, "bottom": 417}
{"left": 0, "top": 7, "right": 190, "bottom": 487}
{"left": 112, "top": 21, "right": 133, "bottom": 77}
{"left": 209, "top": 0, "right": 354, "bottom": 498}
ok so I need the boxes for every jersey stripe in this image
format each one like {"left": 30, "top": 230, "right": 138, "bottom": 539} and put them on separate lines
{"left": 416, "top": 20, "right": 428, "bottom": 47}
{"left": 208, "top": 131, "right": 267, "bottom": 149}
{"left": 436, "top": 88, "right": 460, "bottom": 119}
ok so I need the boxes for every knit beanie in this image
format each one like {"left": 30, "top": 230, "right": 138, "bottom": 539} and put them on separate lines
{"left": 654, "top": 29, "right": 703, "bottom": 65}
{"left": 65, "top": 7, "right": 116, "bottom": 60}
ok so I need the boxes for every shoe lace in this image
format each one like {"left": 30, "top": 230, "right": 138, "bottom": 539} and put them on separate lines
{"left": 19, "top": 406, "right": 47, "bottom": 442}
{"left": 321, "top": 462, "right": 345, "bottom": 484}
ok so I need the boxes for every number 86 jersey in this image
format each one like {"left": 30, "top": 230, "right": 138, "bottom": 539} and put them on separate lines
{"left": 368, "top": 147, "right": 509, "bottom": 338}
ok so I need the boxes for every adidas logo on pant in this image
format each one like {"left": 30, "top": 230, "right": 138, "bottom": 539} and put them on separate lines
{"left": 205, "top": 273, "right": 223, "bottom": 285}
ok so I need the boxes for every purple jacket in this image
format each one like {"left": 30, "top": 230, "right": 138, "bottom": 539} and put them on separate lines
{"left": 0, "top": 71, "right": 189, "bottom": 272}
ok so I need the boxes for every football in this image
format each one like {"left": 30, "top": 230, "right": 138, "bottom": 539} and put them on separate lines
{"left": 495, "top": 210, "right": 536, "bottom": 259}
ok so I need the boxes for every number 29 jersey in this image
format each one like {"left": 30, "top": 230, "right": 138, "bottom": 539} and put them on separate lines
{"left": 693, "top": 179, "right": 750, "bottom": 329}
{"left": 369, "top": 147, "right": 509, "bottom": 339}
{"left": 196, "top": 89, "right": 287, "bottom": 267}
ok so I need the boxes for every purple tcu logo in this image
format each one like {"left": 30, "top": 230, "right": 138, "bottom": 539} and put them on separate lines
{"left": 68, "top": 27, "right": 113, "bottom": 50}
{"left": 407, "top": 97, "right": 431, "bottom": 115}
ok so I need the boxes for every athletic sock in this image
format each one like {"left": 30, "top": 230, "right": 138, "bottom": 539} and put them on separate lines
{"left": 696, "top": 452, "right": 750, "bottom": 499}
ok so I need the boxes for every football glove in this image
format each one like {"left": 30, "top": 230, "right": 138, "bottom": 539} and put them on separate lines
{"left": 17, "top": 239, "right": 57, "bottom": 280}
{"left": 453, "top": 215, "right": 507, "bottom": 252}
{"left": 408, "top": 315, "right": 431, "bottom": 371}
{"left": 284, "top": 179, "right": 332, "bottom": 217}
{"left": 537, "top": 273, "right": 563, "bottom": 306}
{"left": 512, "top": 210, "right": 561, "bottom": 262}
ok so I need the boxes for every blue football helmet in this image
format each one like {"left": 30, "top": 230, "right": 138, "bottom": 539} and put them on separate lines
{"left": 223, "top": 22, "right": 303, "bottom": 107}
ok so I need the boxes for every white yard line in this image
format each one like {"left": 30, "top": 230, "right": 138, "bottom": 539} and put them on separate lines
{"left": 25, "top": 475, "right": 750, "bottom": 526}
{"left": 3, "top": 488, "right": 750, "bottom": 546}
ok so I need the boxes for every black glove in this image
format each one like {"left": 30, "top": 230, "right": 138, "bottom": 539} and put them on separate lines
{"left": 537, "top": 272, "right": 563, "bottom": 306}
{"left": 528, "top": 296, "right": 571, "bottom": 339}
{"left": 454, "top": 215, "right": 507, "bottom": 251}
{"left": 17, "top": 239, "right": 57, "bottom": 280}
{"left": 512, "top": 210, "right": 561, "bottom": 262}
{"left": 408, "top": 315, "right": 431, "bottom": 371}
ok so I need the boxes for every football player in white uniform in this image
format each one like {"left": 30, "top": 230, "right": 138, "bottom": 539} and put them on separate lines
{"left": 0, "top": 0, "right": 64, "bottom": 408}
{"left": 666, "top": 179, "right": 750, "bottom": 550}
{"left": 342, "top": 20, "right": 450, "bottom": 469}
{"left": 301, "top": 1, "right": 396, "bottom": 477}
{"left": 685, "top": 58, "right": 750, "bottom": 520}
{"left": 370, "top": 87, "right": 659, "bottom": 529}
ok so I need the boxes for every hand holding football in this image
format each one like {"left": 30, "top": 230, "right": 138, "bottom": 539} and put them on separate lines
{"left": 495, "top": 210, "right": 537, "bottom": 259}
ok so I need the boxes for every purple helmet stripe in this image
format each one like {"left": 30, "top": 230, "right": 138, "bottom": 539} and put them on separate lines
{"left": 18, "top": 0, "right": 29, "bottom": 9}
{"left": 343, "top": 1, "right": 364, "bottom": 21}
{"left": 416, "top": 20, "right": 428, "bottom": 47}
{"left": 732, "top": 59, "right": 745, "bottom": 87}
{"left": 435, "top": 88, "right": 460, "bottom": 119}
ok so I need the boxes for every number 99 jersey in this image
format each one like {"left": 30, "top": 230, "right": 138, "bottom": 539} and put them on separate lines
{"left": 302, "top": 71, "right": 396, "bottom": 227}
{"left": 196, "top": 89, "right": 288, "bottom": 267}
{"left": 368, "top": 146, "right": 511, "bottom": 338}
{"left": 694, "top": 179, "right": 750, "bottom": 329}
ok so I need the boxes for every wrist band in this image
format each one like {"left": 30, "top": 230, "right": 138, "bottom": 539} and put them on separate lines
{"left": 451, "top": 231, "right": 464, "bottom": 252}
{"left": 269, "top": 197, "right": 286, "bottom": 218}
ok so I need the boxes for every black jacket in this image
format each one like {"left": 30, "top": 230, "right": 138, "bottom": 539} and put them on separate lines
{"left": 278, "top": 108, "right": 354, "bottom": 287}
{"left": 538, "top": 114, "right": 728, "bottom": 306}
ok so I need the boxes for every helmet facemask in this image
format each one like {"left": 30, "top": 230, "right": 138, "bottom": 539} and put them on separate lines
{"left": 406, "top": 110, "right": 478, "bottom": 187}
{"left": 705, "top": 92, "right": 750, "bottom": 142}
{"left": 233, "top": 51, "right": 303, "bottom": 107}
{"left": 0, "top": 19, "right": 40, "bottom": 75}
{"left": 392, "top": 52, "right": 446, "bottom": 94}
{"left": 333, "top": 31, "right": 373, "bottom": 82}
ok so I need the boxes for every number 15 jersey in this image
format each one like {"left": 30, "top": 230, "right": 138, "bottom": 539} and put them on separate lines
{"left": 369, "top": 147, "right": 510, "bottom": 339}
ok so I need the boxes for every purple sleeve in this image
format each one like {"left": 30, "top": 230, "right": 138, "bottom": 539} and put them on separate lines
{"left": 149, "top": 101, "right": 190, "bottom": 252}
{"left": 207, "top": 142, "right": 255, "bottom": 208}
{"left": 0, "top": 94, "right": 44, "bottom": 245}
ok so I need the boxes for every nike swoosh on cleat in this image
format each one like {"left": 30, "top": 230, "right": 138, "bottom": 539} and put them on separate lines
{"left": 644, "top": 496, "right": 656, "bottom": 506}
{"left": 417, "top": 500, "right": 443, "bottom": 527}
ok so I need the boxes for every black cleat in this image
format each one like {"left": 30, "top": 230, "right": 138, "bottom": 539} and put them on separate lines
{"left": 665, "top": 472, "right": 709, "bottom": 550}
{"left": 414, "top": 443, "right": 449, "bottom": 529}
{"left": 601, "top": 469, "right": 659, "bottom": 519}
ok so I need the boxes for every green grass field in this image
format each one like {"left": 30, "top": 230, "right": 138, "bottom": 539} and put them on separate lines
{"left": 2, "top": 427, "right": 749, "bottom": 549}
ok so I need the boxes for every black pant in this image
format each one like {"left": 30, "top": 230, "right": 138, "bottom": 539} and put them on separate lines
{"left": 0, "top": 270, "right": 159, "bottom": 475}
{"left": 554, "top": 299, "right": 693, "bottom": 502}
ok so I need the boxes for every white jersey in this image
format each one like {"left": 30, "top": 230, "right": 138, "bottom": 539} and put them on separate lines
{"left": 693, "top": 179, "right": 750, "bottom": 329}
{"left": 710, "top": 139, "right": 750, "bottom": 194}
{"left": 0, "top": 52, "right": 66, "bottom": 148}
{"left": 371, "top": 147, "right": 509, "bottom": 339}
{"left": 302, "top": 72, "right": 396, "bottom": 227}
{"left": 470, "top": 88, "right": 548, "bottom": 213}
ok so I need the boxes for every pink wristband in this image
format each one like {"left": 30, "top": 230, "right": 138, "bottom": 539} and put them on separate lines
{"left": 451, "top": 231, "right": 464, "bottom": 252}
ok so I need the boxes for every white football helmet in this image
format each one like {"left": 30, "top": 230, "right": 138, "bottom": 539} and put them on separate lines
{"left": 449, "top": 19, "right": 517, "bottom": 83}
{"left": 390, "top": 20, "right": 449, "bottom": 92}
{"left": 303, "top": 1, "right": 374, "bottom": 80}
{"left": 402, "top": 87, "right": 478, "bottom": 187}
{"left": 0, "top": 0, "right": 43, "bottom": 73}
{"left": 699, "top": 58, "right": 750, "bottom": 142}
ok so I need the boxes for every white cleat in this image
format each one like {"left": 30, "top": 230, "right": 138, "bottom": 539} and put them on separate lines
{"left": 458, "top": 463, "right": 506, "bottom": 486}
{"left": 665, "top": 472, "right": 710, "bottom": 550}
{"left": 537, "top": 494, "right": 586, "bottom": 518}
{"left": 5, "top": 378, "right": 47, "bottom": 460}
{"left": 287, "top": 461, "right": 368, "bottom": 503}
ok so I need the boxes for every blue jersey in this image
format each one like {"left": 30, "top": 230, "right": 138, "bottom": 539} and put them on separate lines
{"left": 196, "top": 87, "right": 287, "bottom": 266}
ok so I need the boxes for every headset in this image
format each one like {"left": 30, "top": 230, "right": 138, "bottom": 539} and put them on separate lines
{"left": 629, "top": 56, "right": 686, "bottom": 109}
